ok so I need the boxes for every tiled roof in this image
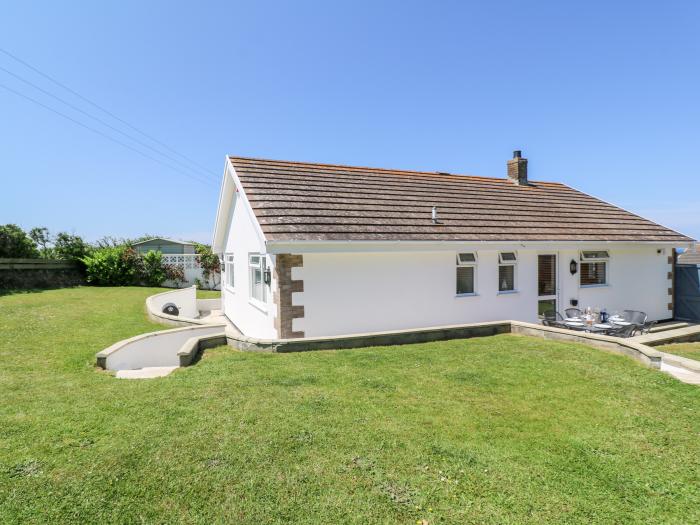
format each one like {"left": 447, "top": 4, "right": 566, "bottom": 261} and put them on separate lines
{"left": 678, "top": 250, "right": 700, "bottom": 265}
{"left": 229, "top": 156, "right": 693, "bottom": 243}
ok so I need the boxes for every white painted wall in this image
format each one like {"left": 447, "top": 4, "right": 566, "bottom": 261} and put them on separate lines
{"left": 103, "top": 325, "right": 225, "bottom": 370}
{"left": 294, "top": 245, "right": 673, "bottom": 337}
{"left": 147, "top": 286, "right": 198, "bottom": 319}
{"left": 220, "top": 185, "right": 277, "bottom": 339}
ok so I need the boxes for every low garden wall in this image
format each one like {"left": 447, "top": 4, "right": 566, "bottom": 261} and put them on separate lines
{"left": 96, "top": 324, "right": 226, "bottom": 370}
{"left": 0, "top": 258, "right": 84, "bottom": 290}
{"left": 146, "top": 286, "right": 200, "bottom": 326}
{"left": 223, "top": 320, "right": 664, "bottom": 368}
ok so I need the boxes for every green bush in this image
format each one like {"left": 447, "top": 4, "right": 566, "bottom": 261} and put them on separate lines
{"left": 82, "top": 246, "right": 141, "bottom": 286}
{"left": 141, "top": 250, "right": 167, "bottom": 287}
{"left": 82, "top": 246, "right": 179, "bottom": 287}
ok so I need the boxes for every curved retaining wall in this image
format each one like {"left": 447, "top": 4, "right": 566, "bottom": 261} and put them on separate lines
{"left": 97, "top": 324, "right": 226, "bottom": 370}
{"left": 146, "top": 287, "right": 221, "bottom": 327}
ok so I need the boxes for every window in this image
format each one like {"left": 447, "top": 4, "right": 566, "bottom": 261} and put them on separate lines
{"left": 249, "top": 253, "right": 266, "bottom": 302}
{"left": 580, "top": 251, "right": 609, "bottom": 286}
{"left": 498, "top": 252, "right": 517, "bottom": 292}
{"left": 224, "top": 254, "right": 234, "bottom": 289}
{"left": 456, "top": 252, "right": 476, "bottom": 295}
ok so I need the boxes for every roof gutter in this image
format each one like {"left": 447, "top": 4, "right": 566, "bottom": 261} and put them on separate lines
{"left": 265, "top": 239, "right": 694, "bottom": 254}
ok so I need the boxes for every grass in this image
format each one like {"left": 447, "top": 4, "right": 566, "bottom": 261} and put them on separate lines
{"left": 659, "top": 342, "right": 700, "bottom": 361}
{"left": 1, "top": 287, "right": 699, "bottom": 524}
{"left": 196, "top": 289, "right": 220, "bottom": 299}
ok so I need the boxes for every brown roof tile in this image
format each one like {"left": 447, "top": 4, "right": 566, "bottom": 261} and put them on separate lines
{"left": 229, "top": 156, "right": 694, "bottom": 243}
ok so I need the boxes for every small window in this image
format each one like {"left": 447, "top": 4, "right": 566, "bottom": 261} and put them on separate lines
{"left": 498, "top": 252, "right": 517, "bottom": 292}
{"left": 580, "top": 251, "right": 608, "bottom": 286}
{"left": 225, "top": 254, "right": 234, "bottom": 289}
{"left": 457, "top": 253, "right": 476, "bottom": 264}
{"left": 456, "top": 252, "right": 476, "bottom": 295}
{"left": 581, "top": 251, "right": 609, "bottom": 261}
{"left": 249, "top": 253, "right": 266, "bottom": 302}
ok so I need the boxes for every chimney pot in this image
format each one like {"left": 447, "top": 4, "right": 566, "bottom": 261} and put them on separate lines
{"left": 507, "top": 150, "right": 528, "bottom": 185}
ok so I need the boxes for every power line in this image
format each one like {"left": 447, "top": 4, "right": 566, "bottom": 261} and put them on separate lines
{"left": 0, "top": 64, "right": 218, "bottom": 183}
{"left": 0, "top": 46, "right": 216, "bottom": 177}
{"left": 0, "top": 83, "right": 216, "bottom": 187}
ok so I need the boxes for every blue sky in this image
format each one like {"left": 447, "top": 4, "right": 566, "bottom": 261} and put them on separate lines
{"left": 1, "top": 1, "right": 698, "bottom": 243}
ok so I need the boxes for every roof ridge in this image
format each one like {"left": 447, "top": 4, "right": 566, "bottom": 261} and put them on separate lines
{"left": 227, "top": 155, "right": 562, "bottom": 186}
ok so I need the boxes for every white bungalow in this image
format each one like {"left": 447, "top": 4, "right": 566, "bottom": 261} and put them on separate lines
{"left": 212, "top": 152, "right": 694, "bottom": 339}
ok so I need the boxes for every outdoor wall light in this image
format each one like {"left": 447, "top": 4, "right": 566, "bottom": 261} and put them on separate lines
{"left": 569, "top": 259, "right": 578, "bottom": 275}
{"left": 263, "top": 267, "right": 272, "bottom": 286}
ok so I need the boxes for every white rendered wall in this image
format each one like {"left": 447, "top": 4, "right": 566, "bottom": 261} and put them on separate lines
{"left": 104, "top": 325, "right": 224, "bottom": 370}
{"left": 147, "top": 286, "right": 198, "bottom": 319}
{"left": 220, "top": 191, "right": 277, "bottom": 339}
{"left": 295, "top": 245, "right": 673, "bottom": 337}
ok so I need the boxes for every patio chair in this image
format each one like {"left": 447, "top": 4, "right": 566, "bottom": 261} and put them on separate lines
{"left": 542, "top": 310, "right": 566, "bottom": 328}
{"left": 605, "top": 323, "right": 638, "bottom": 338}
{"left": 639, "top": 320, "right": 657, "bottom": 335}
{"left": 622, "top": 310, "right": 648, "bottom": 328}
{"left": 564, "top": 308, "right": 583, "bottom": 319}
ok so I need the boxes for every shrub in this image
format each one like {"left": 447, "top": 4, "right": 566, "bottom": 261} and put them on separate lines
{"left": 194, "top": 243, "right": 221, "bottom": 289}
{"left": 0, "top": 224, "right": 39, "bottom": 258}
{"left": 141, "top": 251, "right": 167, "bottom": 287}
{"left": 82, "top": 246, "right": 140, "bottom": 286}
{"left": 82, "top": 246, "right": 180, "bottom": 287}
{"left": 164, "top": 263, "right": 185, "bottom": 286}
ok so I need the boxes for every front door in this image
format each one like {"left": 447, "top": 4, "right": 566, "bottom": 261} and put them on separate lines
{"left": 538, "top": 254, "right": 558, "bottom": 317}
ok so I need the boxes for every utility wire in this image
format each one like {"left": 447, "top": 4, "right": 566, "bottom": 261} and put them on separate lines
{"left": 0, "top": 46, "right": 216, "bottom": 177}
{"left": 0, "top": 83, "right": 216, "bottom": 187}
{"left": 0, "top": 64, "right": 217, "bottom": 183}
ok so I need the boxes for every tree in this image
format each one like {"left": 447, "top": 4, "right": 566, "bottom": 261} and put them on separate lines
{"left": 0, "top": 224, "right": 39, "bottom": 258}
{"left": 54, "top": 232, "right": 91, "bottom": 261}
{"left": 29, "top": 227, "right": 52, "bottom": 258}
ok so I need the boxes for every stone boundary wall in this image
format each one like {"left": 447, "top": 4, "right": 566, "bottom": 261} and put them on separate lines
{"left": 0, "top": 258, "right": 84, "bottom": 290}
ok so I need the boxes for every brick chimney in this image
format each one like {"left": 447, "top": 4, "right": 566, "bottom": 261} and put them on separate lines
{"left": 507, "top": 150, "right": 528, "bottom": 185}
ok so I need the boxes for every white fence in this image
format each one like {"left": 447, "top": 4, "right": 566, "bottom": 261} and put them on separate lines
{"left": 162, "top": 254, "right": 221, "bottom": 290}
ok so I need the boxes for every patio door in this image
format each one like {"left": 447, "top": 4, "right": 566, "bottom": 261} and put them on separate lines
{"left": 538, "top": 254, "right": 558, "bottom": 317}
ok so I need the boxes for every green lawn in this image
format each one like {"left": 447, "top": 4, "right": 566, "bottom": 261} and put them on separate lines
{"left": 1, "top": 287, "right": 699, "bottom": 524}
{"left": 659, "top": 342, "right": 700, "bottom": 361}
{"left": 196, "top": 288, "right": 220, "bottom": 299}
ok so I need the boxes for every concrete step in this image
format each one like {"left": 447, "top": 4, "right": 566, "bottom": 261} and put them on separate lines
{"left": 650, "top": 322, "right": 690, "bottom": 333}
{"left": 660, "top": 362, "right": 700, "bottom": 385}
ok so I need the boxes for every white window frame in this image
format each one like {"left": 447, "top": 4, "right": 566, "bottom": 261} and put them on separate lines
{"left": 579, "top": 250, "right": 609, "bottom": 288}
{"left": 498, "top": 252, "right": 518, "bottom": 294}
{"left": 456, "top": 252, "right": 477, "bottom": 296}
{"left": 248, "top": 253, "right": 267, "bottom": 307}
{"left": 224, "top": 254, "right": 234, "bottom": 290}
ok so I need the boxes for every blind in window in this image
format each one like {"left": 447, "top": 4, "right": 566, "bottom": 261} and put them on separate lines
{"left": 581, "top": 262, "right": 606, "bottom": 286}
{"left": 538, "top": 255, "right": 556, "bottom": 296}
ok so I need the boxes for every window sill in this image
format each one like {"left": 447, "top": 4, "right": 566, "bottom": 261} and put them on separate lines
{"left": 455, "top": 293, "right": 479, "bottom": 298}
{"left": 497, "top": 290, "right": 519, "bottom": 295}
{"left": 580, "top": 284, "right": 610, "bottom": 289}
{"left": 248, "top": 298, "right": 268, "bottom": 313}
